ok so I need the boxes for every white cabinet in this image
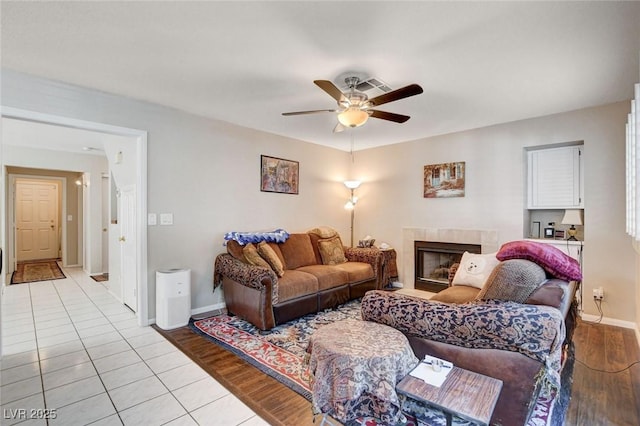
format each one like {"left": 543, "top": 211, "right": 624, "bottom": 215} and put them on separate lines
{"left": 526, "top": 239, "right": 583, "bottom": 265}
{"left": 527, "top": 145, "right": 583, "bottom": 209}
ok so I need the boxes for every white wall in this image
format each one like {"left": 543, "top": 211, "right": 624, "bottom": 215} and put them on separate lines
{"left": 2, "top": 70, "right": 636, "bottom": 325}
{"left": 103, "top": 136, "right": 138, "bottom": 189}
{"left": 1, "top": 70, "right": 352, "bottom": 319}
{"left": 353, "top": 101, "right": 636, "bottom": 323}
{"left": 146, "top": 116, "right": 352, "bottom": 315}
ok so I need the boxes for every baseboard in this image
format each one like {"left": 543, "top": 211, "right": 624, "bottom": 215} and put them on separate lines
{"left": 191, "top": 302, "right": 226, "bottom": 316}
{"left": 580, "top": 312, "right": 637, "bottom": 330}
{"left": 148, "top": 303, "right": 226, "bottom": 328}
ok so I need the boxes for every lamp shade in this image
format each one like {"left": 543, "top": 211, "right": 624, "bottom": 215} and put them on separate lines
{"left": 338, "top": 107, "right": 369, "bottom": 128}
{"left": 561, "top": 209, "right": 583, "bottom": 226}
{"left": 344, "top": 180, "right": 361, "bottom": 189}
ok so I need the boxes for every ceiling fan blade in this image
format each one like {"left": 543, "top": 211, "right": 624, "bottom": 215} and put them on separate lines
{"left": 314, "top": 80, "right": 347, "bottom": 103}
{"left": 367, "top": 84, "right": 423, "bottom": 107}
{"left": 333, "top": 122, "right": 346, "bottom": 133}
{"left": 282, "top": 109, "right": 337, "bottom": 116}
{"left": 370, "top": 110, "right": 411, "bottom": 123}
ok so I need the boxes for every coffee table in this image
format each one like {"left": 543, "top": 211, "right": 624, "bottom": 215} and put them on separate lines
{"left": 306, "top": 319, "right": 418, "bottom": 425}
{"left": 396, "top": 365, "right": 502, "bottom": 426}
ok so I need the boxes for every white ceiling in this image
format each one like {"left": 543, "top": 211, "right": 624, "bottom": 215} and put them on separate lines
{"left": 2, "top": 1, "right": 639, "bottom": 151}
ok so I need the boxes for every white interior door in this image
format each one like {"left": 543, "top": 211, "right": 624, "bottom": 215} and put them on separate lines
{"left": 119, "top": 185, "right": 137, "bottom": 311}
{"left": 16, "top": 180, "right": 59, "bottom": 261}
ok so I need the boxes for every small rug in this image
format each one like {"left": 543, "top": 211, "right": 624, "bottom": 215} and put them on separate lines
{"left": 11, "top": 259, "right": 66, "bottom": 284}
{"left": 91, "top": 273, "right": 109, "bottom": 282}
{"left": 191, "top": 300, "right": 571, "bottom": 426}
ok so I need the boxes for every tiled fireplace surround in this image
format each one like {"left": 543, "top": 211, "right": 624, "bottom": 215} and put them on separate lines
{"left": 402, "top": 228, "right": 499, "bottom": 289}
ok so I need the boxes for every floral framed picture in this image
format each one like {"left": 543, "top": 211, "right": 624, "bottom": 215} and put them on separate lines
{"left": 260, "top": 155, "right": 299, "bottom": 195}
{"left": 423, "top": 162, "right": 466, "bottom": 198}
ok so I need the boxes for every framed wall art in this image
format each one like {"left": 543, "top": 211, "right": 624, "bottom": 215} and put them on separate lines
{"left": 260, "top": 155, "right": 299, "bottom": 195}
{"left": 423, "top": 162, "right": 466, "bottom": 198}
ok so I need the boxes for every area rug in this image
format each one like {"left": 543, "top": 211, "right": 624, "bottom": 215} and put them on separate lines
{"left": 191, "top": 299, "right": 572, "bottom": 426}
{"left": 91, "top": 273, "right": 109, "bottom": 282}
{"left": 11, "top": 259, "right": 66, "bottom": 284}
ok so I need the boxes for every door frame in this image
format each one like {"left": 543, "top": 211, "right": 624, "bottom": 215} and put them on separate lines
{"left": 8, "top": 175, "right": 66, "bottom": 271}
{"left": 119, "top": 184, "right": 137, "bottom": 311}
{"left": 2, "top": 107, "right": 149, "bottom": 326}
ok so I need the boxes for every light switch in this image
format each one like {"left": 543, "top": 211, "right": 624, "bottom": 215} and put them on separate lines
{"left": 67, "top": 215, "right": 73, "bottom": 222}
{"left": 148, "top": 213, "right": 157, "bottom": 226}
{"left": 159, "top": 213, "right": 173, "bottom": 226}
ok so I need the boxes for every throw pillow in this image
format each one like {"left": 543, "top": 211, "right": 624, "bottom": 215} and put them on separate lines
{"left": 451, "top": 252, "right": 500, "bottom": 289}
{"left": 242, "top": 243, "right": 272, "bottom": 270}
{"left": 257, "top": 241, "right": 285, "bottom": 277}
{"left": 308, "top": 226, "right": 338, "bottom": 239}
{"left": 476, "top": 259, "right": 547, "bottom": 302}
{"left": 226, "top": 240, "right": 248, "bottom": 263}
{"left": 496, "top": 240, "right": 582, "bottom": 281}
{"left": 318, "top": 236, "right": 348, "bottom": 265}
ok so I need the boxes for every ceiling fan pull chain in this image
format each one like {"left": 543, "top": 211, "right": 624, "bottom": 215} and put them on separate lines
{"left": 350, "top": 130, "right": 355, "bottom": 162}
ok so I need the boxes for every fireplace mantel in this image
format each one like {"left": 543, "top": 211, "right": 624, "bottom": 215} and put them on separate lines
{"left": 402, "top": 228, "right": 499, "bottom": 289}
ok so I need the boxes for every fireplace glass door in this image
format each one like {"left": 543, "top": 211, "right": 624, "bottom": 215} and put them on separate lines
{"left": 414, "top": 241, "right": 481, "bottom": 292}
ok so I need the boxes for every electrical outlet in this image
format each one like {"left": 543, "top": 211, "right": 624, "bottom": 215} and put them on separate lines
{"left": 593, "top": 287, "right": 604, "bottom": 300}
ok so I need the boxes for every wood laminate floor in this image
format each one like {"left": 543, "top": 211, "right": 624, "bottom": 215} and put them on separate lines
{"left": 156, "top": 319, "right": 640, "bottom": 426}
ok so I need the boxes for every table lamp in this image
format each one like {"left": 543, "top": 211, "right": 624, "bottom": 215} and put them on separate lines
{"left": 561, "top": 209, "right": 583, "bottom": 241}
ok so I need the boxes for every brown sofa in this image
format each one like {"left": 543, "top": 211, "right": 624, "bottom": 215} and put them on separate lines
{"left": 362, "top": 260, "right": 578, "bottom": 426}
{"left": 214, "top": 231, "right": 383, "bottom": 330}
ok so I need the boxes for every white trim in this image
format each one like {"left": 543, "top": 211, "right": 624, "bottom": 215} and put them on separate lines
{"left": 1, "top": 107, "right": 149, "bottom": 326}
{"left": 1, "top": 106, "right": 145, "bottom": 138}
{"left": 191, "top": 302, "right": 226, "bottom": 316}
{"left": 136, "top": 132, "right": 149, "bottom": 326}
{"left": 580, "top": 313, "right": 637, "bottom": 330}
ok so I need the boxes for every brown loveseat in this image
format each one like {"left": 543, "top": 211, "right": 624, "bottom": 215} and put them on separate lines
{"left": 362, "top": 241, "right": 581, "bottom": 426}
{"left": 214, "top": 229, "right": 383, "bottom": 330}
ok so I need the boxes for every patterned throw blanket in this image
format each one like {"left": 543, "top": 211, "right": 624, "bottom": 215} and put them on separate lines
{"left": 361, "top": 291, "right": 566, "bottom": 392}
{"left": 224, "top": 228, "right": 290, "bottom": 245}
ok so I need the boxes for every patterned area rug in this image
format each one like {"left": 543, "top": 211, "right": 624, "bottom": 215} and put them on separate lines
{"left": 11, "top": 259, "right": 66, "bottom": 284}
{"left": 191, "top": 299, "right": 571, "bottom": 426}
{"left": 91, "top": 273, "right": 109, "bottom": 282}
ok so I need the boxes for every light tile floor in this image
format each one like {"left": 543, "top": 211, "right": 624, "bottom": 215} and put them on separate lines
{"left": 1, "top": 265, "right": 269, "bottom": 426}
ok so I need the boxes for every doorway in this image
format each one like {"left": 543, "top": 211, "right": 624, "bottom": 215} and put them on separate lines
{"left": 15, "top": 178, "right": 61, "bottom": 262}
{"left": 7, "top": 173, "right": 70, "bottom": 277}
{"left": 2, "top": 108, "right": 149, "bottom": 325}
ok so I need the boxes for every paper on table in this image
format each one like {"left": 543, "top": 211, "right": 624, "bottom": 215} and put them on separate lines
{"left": 409, "top": 355, "right": 453, "bottom": 388}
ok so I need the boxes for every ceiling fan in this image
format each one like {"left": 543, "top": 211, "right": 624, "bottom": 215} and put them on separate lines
{"left": 282, "top": 76, "right": 423, "bottom": 132}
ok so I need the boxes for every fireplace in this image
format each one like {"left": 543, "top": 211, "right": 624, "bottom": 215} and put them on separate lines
{"left": 414, "top": 241, "right": 481, "bottom": 292}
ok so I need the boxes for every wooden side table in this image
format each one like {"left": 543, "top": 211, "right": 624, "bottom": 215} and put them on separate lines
{"left": 379, "top": 248, "right": 399, "bottom": 289}
{"left": 396, "top": 366, "right": 502, "bottom": 426}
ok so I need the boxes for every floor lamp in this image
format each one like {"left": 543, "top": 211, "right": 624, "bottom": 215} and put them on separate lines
{"left": 344, "top": 180, "right": 361, "bottom": 247}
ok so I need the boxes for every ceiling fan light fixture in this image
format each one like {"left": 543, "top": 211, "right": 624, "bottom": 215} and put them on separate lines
{"left": 338, "top": 107, "right": 369, "bottom": 128}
